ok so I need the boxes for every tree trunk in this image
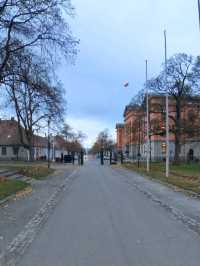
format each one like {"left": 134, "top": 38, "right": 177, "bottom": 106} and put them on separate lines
{"left": 28, "top": 143, "right": 34, "bottom": 161}
{"left": 27, "top": 134, "right": 34, "bottom": 161}
{"left": 174, "top": 132, "right": 181, "bottom": 164}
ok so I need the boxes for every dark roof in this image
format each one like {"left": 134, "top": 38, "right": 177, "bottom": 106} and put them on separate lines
{"left": 123, "top": 105, "right": 140, "bottom": 117}
{"left": 0, "top": 119, "right": 28, "bottom": 146}
{"left": 116, "top": 123, "right": 124, "bottom": 129}
{"left": 0, "top": 119, "right": 48, "bottom": 148}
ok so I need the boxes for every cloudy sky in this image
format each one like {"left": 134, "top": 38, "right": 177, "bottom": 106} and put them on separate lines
{"left": 59, "top": 0, "right": 200, "bottom": 147}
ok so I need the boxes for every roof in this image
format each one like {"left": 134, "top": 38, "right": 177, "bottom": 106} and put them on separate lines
{"left": 0, "top": 119, "right": 48, "bottom": 148}
{"left": 116, "top": 123, "right": 124, "bottom": 129}
{"left": 33, "top": 135, "right": 48, "bottom": 148}
{"left": 0, "top": 119, "right": 78, "bottom": 151}
{"left": 0, "top": 119, "right": 28, "bottom": 146}
{"left": 123, "top": 105, "right": 142, "bottom": 117}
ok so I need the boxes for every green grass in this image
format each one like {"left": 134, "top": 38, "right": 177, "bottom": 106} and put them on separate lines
{"left": 15, "top": 165, "right": 54, "bottom": 180}
{"left": 0, "top": 180, "right": 29, "bottom": 200}
{"left": 0, "top": 163, "right": 54, "bottom": 180}
{"left": 122, "top": 162, "right": 200, "bottom": 195}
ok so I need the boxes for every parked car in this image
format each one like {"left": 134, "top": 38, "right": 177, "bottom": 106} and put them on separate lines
{"left": 64, "top": 155, "right": 73, "bottom": 163}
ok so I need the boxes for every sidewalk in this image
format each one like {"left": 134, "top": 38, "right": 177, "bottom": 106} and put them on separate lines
{"left": 0, "top": 164, "right": 78, "bottom": 248}
{"left": 112, "top": 166, "right": 200, "bottom": 235}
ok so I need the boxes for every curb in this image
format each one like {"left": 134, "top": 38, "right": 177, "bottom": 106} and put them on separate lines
{"left": 0, "top": 195, "right": 15, "bottom": 207}
{"left": 0, "top": 186, "right": 32, "bottom": 207}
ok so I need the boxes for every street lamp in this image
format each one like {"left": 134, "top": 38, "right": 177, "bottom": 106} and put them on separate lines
{"left": 164, "top": 30, "right": 170, "bottom": 178}
{"left": 124, "top": 82, "right": 129, "bottom": 88}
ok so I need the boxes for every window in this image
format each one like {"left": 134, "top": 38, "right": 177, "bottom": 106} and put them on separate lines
{"left": 2, "top": 147, "right": 7, "bottom": 156}
{"left": 13, "top": 147, "right": 19, "bottom": 155}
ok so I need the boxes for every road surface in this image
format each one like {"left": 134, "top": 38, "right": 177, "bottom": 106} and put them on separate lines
{"left": 17, "top": 160, "right": 200, "bottom": 266}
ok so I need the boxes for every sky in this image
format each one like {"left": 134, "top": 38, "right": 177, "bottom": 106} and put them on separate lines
{"left": 59, "top": 0, "right": 200, "bottom": 148}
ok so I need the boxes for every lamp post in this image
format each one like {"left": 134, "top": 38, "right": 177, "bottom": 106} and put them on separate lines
{"left": 146, "top": 60, "right": 150, "bottom": 172}
{"left": 164, "top": 30, "right": 169, "bottom": 178}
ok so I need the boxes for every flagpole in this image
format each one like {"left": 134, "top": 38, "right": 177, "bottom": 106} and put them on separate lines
{"left": 164, "top": 30, "right": 169, "bottom": 178}
{"left": 146, "top": 60, "right": 150, "bottom": 172}
{"left": 198, "top": 0, "right": 200, "bottom": 30}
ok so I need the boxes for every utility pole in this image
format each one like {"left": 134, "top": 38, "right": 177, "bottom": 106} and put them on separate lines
{"left": 164, "top": 30, "right": 169, "bottom": 178}
{"left": 146, "top": 60, "right": 150, "bottom": 172}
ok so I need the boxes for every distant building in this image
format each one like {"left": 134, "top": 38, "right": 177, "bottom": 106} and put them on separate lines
{"left": 0, "top": 118, "right": 29, "bottom": 160}
{"left": 0, "top": 118, "right": 68, "bottom": 161}
{"left": 116, "top": 123, "right": 125, "bottom": 152}
{"left": 116, "top": 95, "right": 200, "bottom": 161}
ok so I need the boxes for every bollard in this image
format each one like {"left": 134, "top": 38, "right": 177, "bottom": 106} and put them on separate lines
{"left": 100, "top": 150, "right": 104, "bottom": 165}
{"left": 0, "top": 236, "right": 5, "bottom": 266}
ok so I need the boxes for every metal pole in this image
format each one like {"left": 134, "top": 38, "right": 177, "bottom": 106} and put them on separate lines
{"left": 47, "top": 119, "right": 50, "bottom": 169}
{"left": 146, "top": 60, "right": 150, "bottom": 172}
{"left": 52, "top": 136, "right": 55, "bottom": 162}
{"left": 198, "top": 0, "right": 200, "bottom": 30}
{"left": 137, "top": 119, "right": 141, "bottom": 168}
{"left": 164, "top": 30, "right": 169, "bottom": 177}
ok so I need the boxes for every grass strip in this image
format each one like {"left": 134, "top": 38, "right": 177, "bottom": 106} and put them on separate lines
{"left": 122, "top": 162, "right": 200, "bottom": 195}
{"left": 0, "top": 180, "right": 29, "bottom": 200}
{"left": 0, "top": 164, "right": 54, "bottom": 180}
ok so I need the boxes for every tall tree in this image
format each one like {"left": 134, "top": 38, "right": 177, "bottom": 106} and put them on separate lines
{"left": 4, "top": 51, "right": 65, "bottom": 160}
{"left": 148, "top": 53, "right": 199, "bottom": 163}
{"left": 90, "top": 129, "right": 115, "bottom": 154}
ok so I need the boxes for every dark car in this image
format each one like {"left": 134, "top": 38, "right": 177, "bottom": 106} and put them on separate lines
{"left": 64, "top": 155, "right": 73, "bottom": 163}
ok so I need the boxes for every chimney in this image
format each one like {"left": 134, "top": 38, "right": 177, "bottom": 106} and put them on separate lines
{"left": 11, "top": 117, "right": 15, "bottom": 121}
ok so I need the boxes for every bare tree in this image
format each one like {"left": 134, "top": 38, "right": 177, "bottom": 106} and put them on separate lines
{"left": 148, "top": 53, "right": 200, "bottom": 163}
{"left": 90, "top": 129, "right": 115, "bottom": 155}
{"left": 0, "top": 0, "right": 78, "bottom": 82}
{"left": 61, "top": 123, "right": 76, "bottom": 141}
{"left": 4, "top": 51, "right": 65, "bottom": 160}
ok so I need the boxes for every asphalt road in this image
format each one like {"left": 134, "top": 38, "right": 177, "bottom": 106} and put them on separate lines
{"left": 18, "top": 160, "right": 200, "bottom": 266}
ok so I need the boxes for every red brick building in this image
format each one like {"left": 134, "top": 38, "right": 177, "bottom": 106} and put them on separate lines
{"left": 116, "top": 95, "right": 200, "bottom": 161}
{"left": 116, "top": 124, "right": 125, "bottom": 151}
